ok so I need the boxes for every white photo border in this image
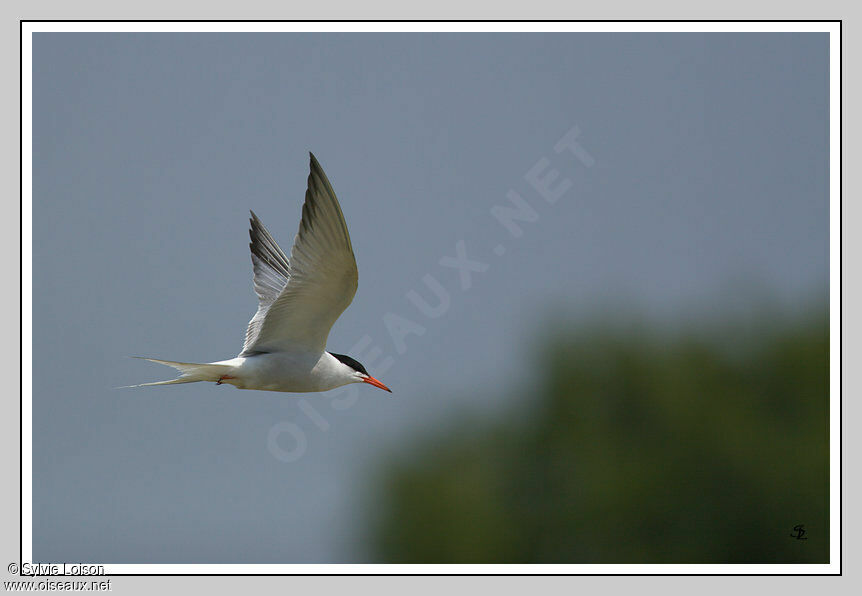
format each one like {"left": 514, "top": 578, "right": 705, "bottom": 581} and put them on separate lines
{"left": 20, "top": 19, "right": 841, "bottom": 576}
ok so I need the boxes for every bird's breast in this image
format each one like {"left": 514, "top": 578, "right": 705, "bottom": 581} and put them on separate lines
{"left": 233, "top": 351, "right": 339, "bottom": 393}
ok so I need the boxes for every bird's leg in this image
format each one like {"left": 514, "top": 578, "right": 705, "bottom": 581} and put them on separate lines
{"left": 216, "top": 375, "right": 236, "bottom": 385}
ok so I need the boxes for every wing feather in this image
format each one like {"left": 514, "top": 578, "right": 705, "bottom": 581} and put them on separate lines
{"left": 241, "top": 153, "right": 358, "bottom": 355}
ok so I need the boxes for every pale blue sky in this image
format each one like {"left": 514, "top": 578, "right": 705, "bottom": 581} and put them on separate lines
{"left": 32, "top": 32, "right": 828, "bottom": 562}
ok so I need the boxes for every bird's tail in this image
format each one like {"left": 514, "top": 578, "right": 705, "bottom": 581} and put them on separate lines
{"left": 119, "top": 357, "right": 234, "bottom": 388}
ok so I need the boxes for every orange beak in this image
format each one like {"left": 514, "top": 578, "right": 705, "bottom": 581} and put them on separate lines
{"left": 362, "top": 375, "right": 392, "bottom": 393}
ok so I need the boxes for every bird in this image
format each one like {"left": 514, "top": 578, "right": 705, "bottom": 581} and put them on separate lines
{"left": 125, "top": 153, "right": 391, "bottom": 394}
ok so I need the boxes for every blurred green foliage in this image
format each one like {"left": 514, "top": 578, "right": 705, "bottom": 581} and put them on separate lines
{"left": 369, "top": 308, "right": 829, "bottom": 563}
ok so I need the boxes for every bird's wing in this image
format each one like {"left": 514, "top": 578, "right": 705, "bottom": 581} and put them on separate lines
{"left": 241, "top": 153, "right": 358, "bottom": 355}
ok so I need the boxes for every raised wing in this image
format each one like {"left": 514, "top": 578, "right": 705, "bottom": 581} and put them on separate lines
{"left": 241, "top": 153, "right": 358, "bottom": 355}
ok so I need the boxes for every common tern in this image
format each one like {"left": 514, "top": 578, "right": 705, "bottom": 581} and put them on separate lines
{"left": 127, "top": 153, "right": 391, "bottom": 394}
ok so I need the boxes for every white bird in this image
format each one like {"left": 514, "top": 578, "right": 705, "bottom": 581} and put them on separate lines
{"left": 127, "top": 153, "right": 391, "bottom": 394}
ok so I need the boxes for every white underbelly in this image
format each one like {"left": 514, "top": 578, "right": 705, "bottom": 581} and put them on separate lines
{"left": 224, "top": 351, "right": 348, "bottom": 393}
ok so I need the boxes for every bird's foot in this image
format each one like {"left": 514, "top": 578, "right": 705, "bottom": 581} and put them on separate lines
{"left": 216, "top": 375, "right": 236, "bottom": 386}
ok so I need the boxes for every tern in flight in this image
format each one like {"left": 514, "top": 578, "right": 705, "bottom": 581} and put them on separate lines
{"left": 127, "top": 153, "right": 391, "bottom": 394}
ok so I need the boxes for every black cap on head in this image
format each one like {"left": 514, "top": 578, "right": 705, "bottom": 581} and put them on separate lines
{"left": 329, "top": 352, "right": 368, "bottom": 375}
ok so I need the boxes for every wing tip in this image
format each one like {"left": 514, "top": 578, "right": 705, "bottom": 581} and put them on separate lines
{"left": 309, "top": 152, "right": 326, "bottom": 179}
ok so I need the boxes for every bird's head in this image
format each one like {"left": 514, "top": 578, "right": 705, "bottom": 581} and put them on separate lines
{"left": 329, "top": 352, "right": 392, "bottom": 393}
